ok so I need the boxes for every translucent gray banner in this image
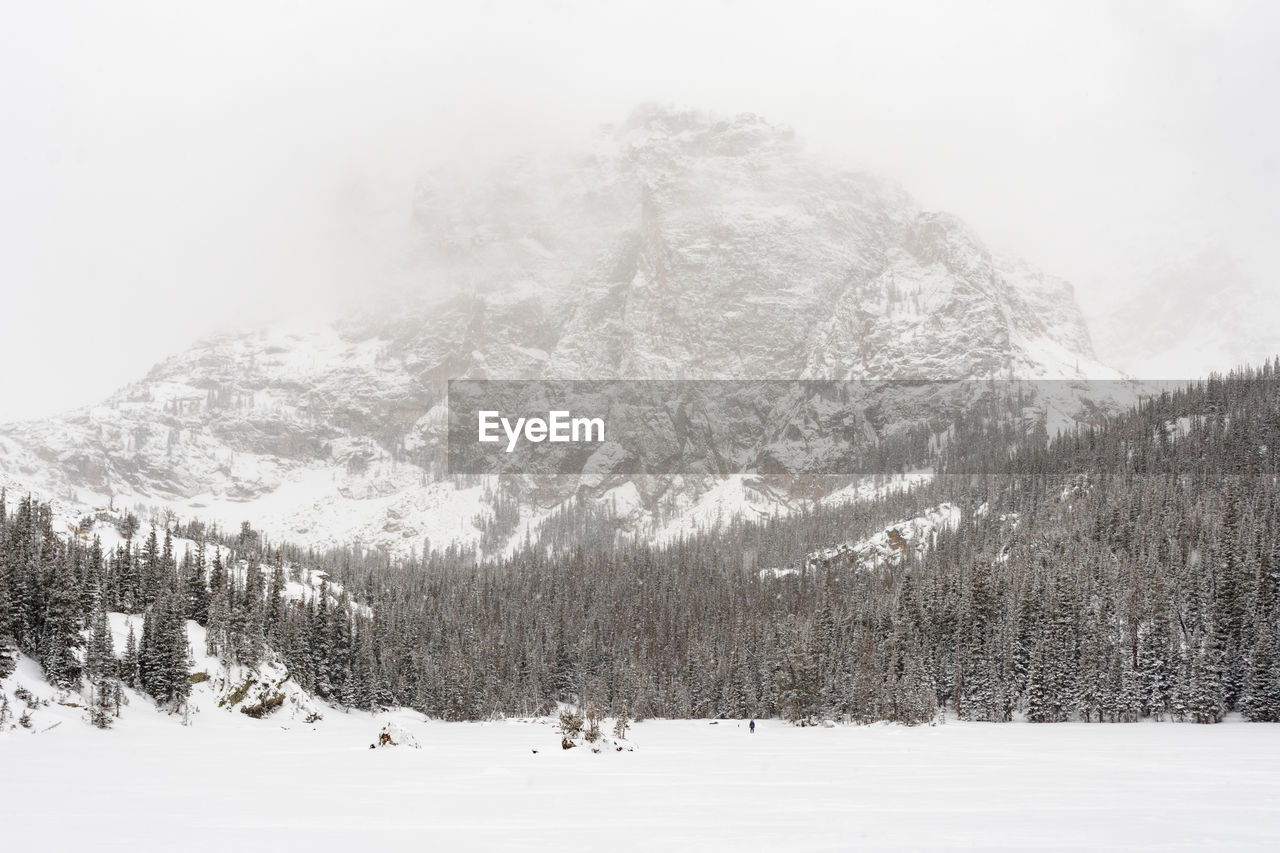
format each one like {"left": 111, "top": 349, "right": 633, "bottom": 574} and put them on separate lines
{"left": 446, "top": 378, "right": 1188, "bottom": 476}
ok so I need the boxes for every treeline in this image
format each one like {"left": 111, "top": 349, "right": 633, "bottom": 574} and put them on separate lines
{"left": 303, "top": 364, "right": 1280, "bottom": 724}
{"left": 3, "top": 364, "right": 1280, "bottom": 727}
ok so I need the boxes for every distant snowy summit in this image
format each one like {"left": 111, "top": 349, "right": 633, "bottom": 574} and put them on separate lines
{"left": 1089, "top": 247, "right": 1279, "bottom": 380}
{"left": 400, "top": 104, "right": 1110, "bottom": 381}
{"left": 0, "top": 105, "right": 1121, "bottom": 555}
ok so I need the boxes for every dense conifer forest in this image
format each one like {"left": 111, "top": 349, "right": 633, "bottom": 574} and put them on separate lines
{"left": 3, "top": 364, "right": 1279, "bottom": 726}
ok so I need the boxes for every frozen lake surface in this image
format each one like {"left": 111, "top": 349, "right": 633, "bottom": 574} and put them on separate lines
{"left": 4, "top": 706, "right": 1280, "bottom": 851}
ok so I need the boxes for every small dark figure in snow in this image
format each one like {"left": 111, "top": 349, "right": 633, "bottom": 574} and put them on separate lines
{"left": 749, "top": 720, "right": 755, "bottom": 734}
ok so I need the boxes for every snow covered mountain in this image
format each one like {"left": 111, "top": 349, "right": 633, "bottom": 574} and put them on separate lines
{"left": 1089, "top": 248, "right": 1279, "bottom": 379}
{"left": 0, "top": 106, "right": 1120, "bottom": 555}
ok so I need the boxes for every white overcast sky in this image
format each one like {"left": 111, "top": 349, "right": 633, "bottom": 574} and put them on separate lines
{"left": 1, "top": 0, "right": 1278, "bottom": 421}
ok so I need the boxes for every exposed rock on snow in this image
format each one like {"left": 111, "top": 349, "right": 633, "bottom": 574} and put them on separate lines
{"left": 779, "top": 502, "right": 962, "bottom": 576}
{"left": 373, "top": 721, "right": 421, "bottom": 749}
{"left": 0, "top": 616, "right": 324, "bottom": 735}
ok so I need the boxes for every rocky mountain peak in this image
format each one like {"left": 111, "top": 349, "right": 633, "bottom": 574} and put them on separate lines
{"left": 614, "top": 104, "right": 800, "bottom": 160}
{"left": 0, "top": 106, "right": 1117, "bottom": 555}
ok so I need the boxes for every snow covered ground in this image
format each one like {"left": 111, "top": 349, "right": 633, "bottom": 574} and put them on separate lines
{"left": 4, "top": 709, "right": 1280, "bottom": 851}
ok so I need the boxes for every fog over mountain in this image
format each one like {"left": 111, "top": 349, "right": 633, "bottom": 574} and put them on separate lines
{"left": 3, "top": 1, "right": 1279, "bottom": 423}
{"left": 1089, "top": 247, "right": 1280, "bottom": 378}
{"left": 0, "top": 106, "right": 1127, "bottom": 554}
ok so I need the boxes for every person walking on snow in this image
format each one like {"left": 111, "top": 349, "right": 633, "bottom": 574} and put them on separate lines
{"left": 749, "top": 719, "right": 755, "bottom": 734}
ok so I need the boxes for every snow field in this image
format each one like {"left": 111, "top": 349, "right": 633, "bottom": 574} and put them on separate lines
{"left": 4, "top": 710, "right": 1280, "bottom": 851}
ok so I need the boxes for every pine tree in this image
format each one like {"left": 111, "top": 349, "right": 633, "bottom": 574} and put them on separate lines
{"left": 778, "top": 644, "right": 819, "bottom": 723}
{"left": 958, "top": 560, "right": 1001, "bottom": 721}
{"left": 0, "top": 490, "right": 15, "bottom": 680}
{"left": 1241, "top": 623, "right": 1280, "bottom": 722}
{"left": 85, "top": 608, "right": 116, "bottom": 681}
{"left": 139, "top": 593, "right": 192, "bottom": 707}
{"left": 89, "top": 679, "right": 117, "bottom": 729}
{"left": 235, "top": 600, "right": 266, "bottom": 671}
{"left": 161, "top": 526, "right": 175, "bottom": 589}
{"left": 140, "top": 525, "right": 161, "bottom": 608}
{"left": 139, "top": 608, "right": 158, "bottom": 695}
{"left": 206, "top": 586, "right": 229, "bottom": 661}
{"left": 1075, "top": 615, "right": 1108, "bottom": 723}
{"left": 83, "top": 535, "right": 105, "bottom": 611}
{"left": 1138, "top": 568, "right": 1177, "bottom": 720}
{"left": 160, "top": 592, "right": 192, "bottom": 707}
{"left": 1011, "top": 593, "right": 1040, "bottom": 698}
{"left": 266, "top": 552, "right": 287, "bottom": 644}
{"left": 1211, "top": 490, "right": 1249, "bottom": 709}
{"left": 1026, "top": 637, "right": 1054, "bottom": 722}
{"left": 895, "top": 644, "right": 939, "bottom": 725}
{"left": 1188, "top": 636, "right": 1225, "bottom": 724}
{"left": 122, "top": 623, "right": 140, "bottom": 689}
{"left": 557, "top": 705, "right": 584, "bottom": 743}
{"left": 237, "top": 520, "right": 258, "bottom": 556}
{"left": 39, "top": 555, "right": 83, "bottom": 689}
{"left": 613, "top": 707, "right": 631, "bottom": 739}
{"left": 187, "top": 539, "right": 210, "bottom": 624}
{"left": 1046, "top": 576, "right": 1081, "bottom": 721}
{"left": 117, "top": 535, "right": 138, "bottom": 613}
{"left": 0, "top": 582, "right": 17, "bottom": 680}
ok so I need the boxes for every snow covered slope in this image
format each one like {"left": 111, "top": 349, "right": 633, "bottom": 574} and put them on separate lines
{"left": 0, "top": 106, "right": 1123, "bottom": 555}
{"left": 1, "top": 616, "right": 323, "bottom": 735}
{"left": 1090, "top": 248, "right": 1279, "bottom": 379}
{"left": 804, "top": 502, "right": 962, "bottom": 574}
{"left": 760, "top": 501, "right": 961, "bottom": 580}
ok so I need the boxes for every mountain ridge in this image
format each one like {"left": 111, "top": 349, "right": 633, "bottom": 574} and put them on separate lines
{"left": 0, "top": 106, "right": 1119, "bottom": 555}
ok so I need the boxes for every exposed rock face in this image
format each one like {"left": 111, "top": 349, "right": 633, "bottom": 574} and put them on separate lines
{"left": 0, "top": 106, "right": 1116, "bottom": 555}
